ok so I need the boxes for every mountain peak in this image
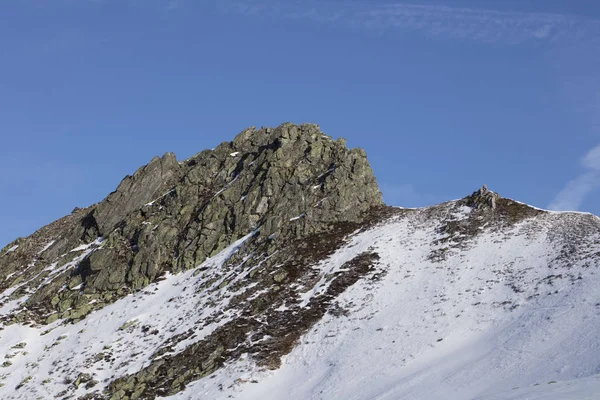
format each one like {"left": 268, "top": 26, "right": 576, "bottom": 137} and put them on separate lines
{"left": 229, "top": 123, "right": 344, "bottom": 155}
{"left": 3, "top": 124, "right": 600, "bottom": 400}
{"left": 465, "top": 184, "right": 501, "bottom": 210}
{"left": 0, "top": 122, "right": 383, "bottom": 328}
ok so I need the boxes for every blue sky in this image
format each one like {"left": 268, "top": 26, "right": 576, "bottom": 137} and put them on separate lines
{"left": 1, "top": 0, "right": 599, "bottom": 247}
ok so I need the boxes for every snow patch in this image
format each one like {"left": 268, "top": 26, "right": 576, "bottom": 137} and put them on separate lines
{"left": 289, "top": 214, "right": 306, "bottom": 222}
{"left": 38, "top": 240, "right": 56, "bottom": 254}
{"left": 145, "top": 189, "right": 176, "bottom": 206}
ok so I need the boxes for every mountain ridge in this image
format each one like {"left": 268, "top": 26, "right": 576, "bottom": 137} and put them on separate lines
{"left": 0, "top": 122, "right": 382, "bottom": 327}
{"left": 1, "top": 123, "right": 600, "bottom": 399}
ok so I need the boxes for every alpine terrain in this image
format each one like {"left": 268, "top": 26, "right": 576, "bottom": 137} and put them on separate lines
{"left": 1, "top": 123, "right": 600, "bottom": 400}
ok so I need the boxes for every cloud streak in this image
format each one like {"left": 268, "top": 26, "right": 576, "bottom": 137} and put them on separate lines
{"left": 221, "top": 1, "right": 600, "bottom": 45}
{"left": 548, "top": 145, "right": 600, "bottom": 211}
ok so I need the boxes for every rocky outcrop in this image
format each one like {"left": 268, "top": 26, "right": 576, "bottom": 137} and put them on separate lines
{"left": 0, "top": 123, "right": 383, "bottom": 326}
{"left": 465, "top": 184, "right": 499, "bottom": 210}
{"left": 91, "top": 152, "right": 182, "bottom": 236}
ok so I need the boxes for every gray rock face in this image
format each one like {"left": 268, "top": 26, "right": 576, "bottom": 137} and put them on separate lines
{"left": 0, "top": 123, "right": 383, "bottom": 325}
{"left": 92, "top": 152, "right": 182, "bottom": 236}
{"left": 465, "top": 184, "right": 500, "bottom": 210}
{"left": 171, "top": 122, "right": 382, "bottom": 270}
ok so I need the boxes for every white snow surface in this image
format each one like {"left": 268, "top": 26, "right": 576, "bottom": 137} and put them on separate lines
{"left": 0, "top": 233, "right": 256, "bottom": 399}
{"left": 38, "top": 241, "right": 56, "bottom": 255}
{"left": 145, "top": 189, "right": 176, "bottom": 207}
{"left": 4, "top": 245, "right": 19, "bottom": 255}
{"left": 2, "top": 203, "right": 600, "bottom": 399}
{"left": 169, "top": 207, "right": 600, "bottom": 400}
{"left": 289, "top": 213, "right": 306, "bottom": 222}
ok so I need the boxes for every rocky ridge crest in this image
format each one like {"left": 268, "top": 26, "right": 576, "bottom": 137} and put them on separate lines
{"left": 0, "top": 123, "right": 561, "bottom": 400}
{"left": 0, "top": 123, "right": 382, "bottom": 326}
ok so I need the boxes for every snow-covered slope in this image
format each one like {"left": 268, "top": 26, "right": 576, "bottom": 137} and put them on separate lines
{"left": 194, "top": 206, "right": 600, "bottom": 400}
{"left": 2, "top": 194, "right": 600, "bottom": 399}
{"left": 0, "top": 233, "right": 258, "bottom": 399}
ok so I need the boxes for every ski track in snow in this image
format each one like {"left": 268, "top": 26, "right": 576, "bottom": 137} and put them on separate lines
{"left": 2, "top": 203, "right": 600, "bottom": 399}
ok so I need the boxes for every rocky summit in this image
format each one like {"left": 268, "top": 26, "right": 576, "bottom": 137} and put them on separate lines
{"left": 1, "top": 123, "right": 600, "bottom": 399}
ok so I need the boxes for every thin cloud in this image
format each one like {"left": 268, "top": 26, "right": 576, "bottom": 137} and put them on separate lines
{"left": 547, "top": 36, "right": 600, "bottom": 211}
{"left": 61, "top": 1, "right": 600, "bottom": 45}
{"left": 221, "top": 1, "right": 600, "bottom": 45}
{"left": 549, "top": 145, "right": 600, "bottom": 211}
{"left": 165, "top": 0, "right": 183, "bottom": 10}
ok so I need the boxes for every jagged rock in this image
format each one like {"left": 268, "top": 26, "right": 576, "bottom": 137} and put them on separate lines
{"left": 0, "top": 123, "right": 383, "bottom": 325}
{"left": 92, "top": 152, "right": 182, "bottom": 236}
{"left": 465, "top": 184, "right": 500, "bottom": 210}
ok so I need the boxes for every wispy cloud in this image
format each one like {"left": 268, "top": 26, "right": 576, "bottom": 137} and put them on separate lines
{"left": 162, "top": 0, "right": 184, "bottom": 11}
{"left": 63, "top": 1, "right": 600, "bottom": 46}
{"left": 221, "top": 1, "right": 600, "bottom": 45}
{"left": 166, "top": 0, "right": 181, "bottom": 10}
{"left": 546, "top": 35, "right": 600, "bottom": 211}
{"left": 548, "top": 145, "right": 600, "bottom": 211}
